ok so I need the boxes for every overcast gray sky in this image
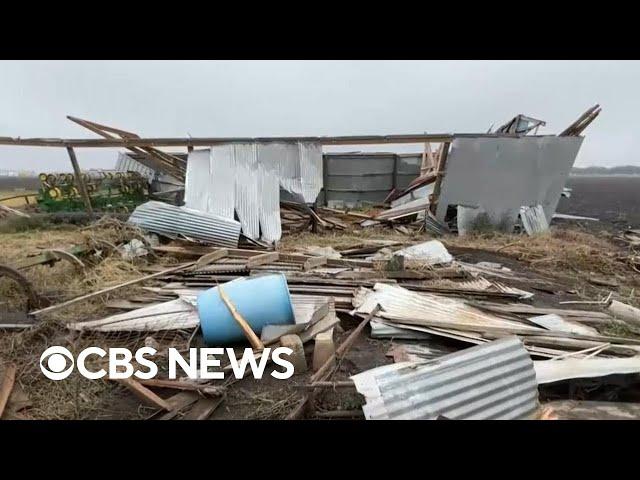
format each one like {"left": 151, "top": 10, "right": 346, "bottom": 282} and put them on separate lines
{"left": 0, "top": 60, "right": 637, "bottom": 171}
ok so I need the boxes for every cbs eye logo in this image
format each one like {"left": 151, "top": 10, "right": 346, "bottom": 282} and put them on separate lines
{"left": 40, "top": 346, "right": 75, "bottom": 380}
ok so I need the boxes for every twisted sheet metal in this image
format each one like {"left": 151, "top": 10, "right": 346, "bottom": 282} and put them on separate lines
{"left": 351, "top": 337, "right": 539, "bottom": 420}
{"left": 128, "top": 201, "right": 241, "bottom": 247}
{"left": 67, "top": 297, "right": 199, "bottom": 332}
{"left": 520, "top": 204, "right": 549, "bottom": 235}
{"left": 353, "top": 283, "right": 542, "bottom": 333}
{"left": 183, "top": 141, "right": 322, "bottom": 244}
{"left": 115, "top": 152, "right": 155, "bottom": 182}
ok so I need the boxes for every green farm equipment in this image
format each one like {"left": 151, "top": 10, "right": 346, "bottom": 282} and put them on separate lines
{"left": 36, "top": 170, "right": 149, "bottom": 213}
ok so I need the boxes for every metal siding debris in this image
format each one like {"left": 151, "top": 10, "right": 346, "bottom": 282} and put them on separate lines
{"left": 290, "top": 295, "right": 332, "bottom": 325}
{"left": 351, "top": 337, "right": 539, "bottom": 420}
{"left": 128, "top": 201, "right": 241, "bottom": 247}
{"left": 528, "top": 314, "right": 599, "bottom": 336}
{"left": 534, "top": 356, "right": 640, "bottom": 384}
{"left": 435, "top": 136, "right": 584, "bottom": 230}
{"left": 184, "top": 147, "right": 236, "bottom": 218}
{"left": 258, "top": 165, "right": 282, "bottom": 244}
{"left": 115, "top": 152, "right": 156, "bottom": 182}
{"left": 183, "top": 149, "right": 212, "bottom": 213}
{"left": 370, "top": 319, "right": 433, "bottom": 339}
{"left": 390, "top": 183, "right": 434, "bottom": 208}
{"left": 552, "top": 213, "right": 599, "bottom": 222}
{"left": 66, "top": 298, "right": 199, "bottom": 332}
{"left": 234, "top": 143, "right": 260, "bottom": 240}
{"left": 520, "top": 205, "right": 549, "bottom": 235}
{"left": 376, "top": 196, "right": 430, "bottom": 221}
{"left": 298, "top": 142, "right": 324, "bottom": 203}
{"left": 393, "top": 240, "right": 453, "bottom": 265}
{"left": 353, "top": 283, "right": 542, "bottom": 333}
{"left": 183, "top": 141, "right": 322, "bottom": 244}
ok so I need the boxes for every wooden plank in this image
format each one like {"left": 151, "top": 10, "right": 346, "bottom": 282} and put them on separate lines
{"left": 0, "top": 133, "right": 463, "bottom": 148}
{"left": 116, "top": 377, "right": 172, "bottom": 411}
{"left": 428, "top": 141, "right": 450, "bottom": 215}
{"left": 182, "top": 396, "right": 224, "bottom": 420}
{"left": 157, "top": 391, "right": 201, "bottom": 420}
{"left": 66, "top": 146, "right": 93, "bottom": 215}
{"left": 303, "top": 256, "right": 328, "bottom": 271}
{"left": 137, "top": 378, "right": 225, "bottom": 396}
{"left": 30, "top": 262, "right": 194, "bottom": 316}
{"left": 218, "top": 285, "right": 265, "bottom": 350}
{"left": 191, "top": 249, "right": 229, "bottom": 270}
{"left": 246, "top": 252, "right": 279, "bottom": 268}
{"left": 287, "top": 306, "right": 380, "bottom": 420}
{"left": 472, "top": 303, "right": 612, "bottom": 319}
{"left": 0, "top": 364, "right": 17, "bottom": 418}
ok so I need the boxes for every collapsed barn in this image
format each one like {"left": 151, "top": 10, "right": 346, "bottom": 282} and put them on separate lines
{"left": 4, "top": 104, "right": 640, "bottom": 421}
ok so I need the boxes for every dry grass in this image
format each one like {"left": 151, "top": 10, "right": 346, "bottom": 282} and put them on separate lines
{"left": 0, "top": 217, "right": 175, "bottom": 419}
{"left": 279, "top": 227, "right": 427, "bottom": 251}
{"left": 2, "top": 219, "right": 638, "bottom": 419}
{"left": 0, "top": 191, "right": 38, "bottom": 207}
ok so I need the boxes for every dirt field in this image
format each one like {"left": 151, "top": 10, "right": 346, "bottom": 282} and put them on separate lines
{"left": 557, "top": 175, "right": 640, "bottom": 229}
{"left": 0, "top": 177, "right": 40, "bottom": 207}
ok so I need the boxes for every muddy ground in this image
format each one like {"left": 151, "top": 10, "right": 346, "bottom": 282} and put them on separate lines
{"left": 557, "top": 175, "right": 640, "bottom": 230}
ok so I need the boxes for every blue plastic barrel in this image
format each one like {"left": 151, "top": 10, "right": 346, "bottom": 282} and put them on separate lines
{"left": 197, "top": 274, "right": 295, "bottom": 346}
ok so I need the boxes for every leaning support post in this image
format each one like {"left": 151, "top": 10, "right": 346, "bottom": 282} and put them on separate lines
{"left": 66, "top": 146, "right": 93, "bottom": 216}
{"left": 428, "top": 141, "right": 450, "bottom": 216}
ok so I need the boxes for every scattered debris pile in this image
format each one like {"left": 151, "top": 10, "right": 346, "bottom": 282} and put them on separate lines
{"left": 5, "top": 103, "right": 640, "bottom": 421}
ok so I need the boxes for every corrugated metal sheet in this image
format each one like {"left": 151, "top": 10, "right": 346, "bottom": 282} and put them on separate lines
{"left": 351, "top": 337, "right": 539, "bottom": 420}
{"left": 258, "top": 165, "right": 282, "bottom": 244}
{"left": 183, "top": 141, "right": 322, "bottom": 244}
{"left": 128, "top": 201, "right": 241, "bottom": 247}
{"left": 520, "top": 205, "right": 549, "bottom": 235}
{"left": 353, "top": 283, "right": 542, "bottom": 333}
{"left": 321, "top": 152, "right": 421, "bottom": 207}
{"left": 423, "top": 277, "right": 534, "bottom": 299}
{"left": 234, "top": 144, "right": 260, "bottom": 240}
{"left": 115, "top": 152, "right": 156, "bottom": 182}
{"left": 67, "top": 297, "right": 199, "bottom": 332}
{"left": 184, "top": 149, "right": 212, "bottom": 213}
{"left": 298, "top": 142, "right": 323, "bottom": 203}
{"left": 290, "top": 295, "right": 333, "bottom": 325}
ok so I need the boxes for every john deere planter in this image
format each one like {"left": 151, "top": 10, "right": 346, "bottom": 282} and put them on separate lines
{"left": 36, "top": 170, "right": 149, "bottom": 213}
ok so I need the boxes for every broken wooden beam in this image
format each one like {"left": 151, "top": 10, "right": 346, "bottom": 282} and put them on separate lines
{"left": 30, "top": 262, "right": 194, "bottom": 316}
{"left": 246, "top": 252, "right": 279, "bottom": 268}
{"left": 303, "top": 256, "right": 328, "bottom": 271}
{"left": 66, "top": 146, "right": 93, "bottom": 216}
{"left": 137, "top": 378, "right": 225, "bottom": 396}
{"left": 116, "top": 377, "right": 172, "bottom": 411}
{"left": 218, "top": 285, "right": 265, "bottom": 350}
{"left": 191, "top": 249, "right": 229, "bottom": 271}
